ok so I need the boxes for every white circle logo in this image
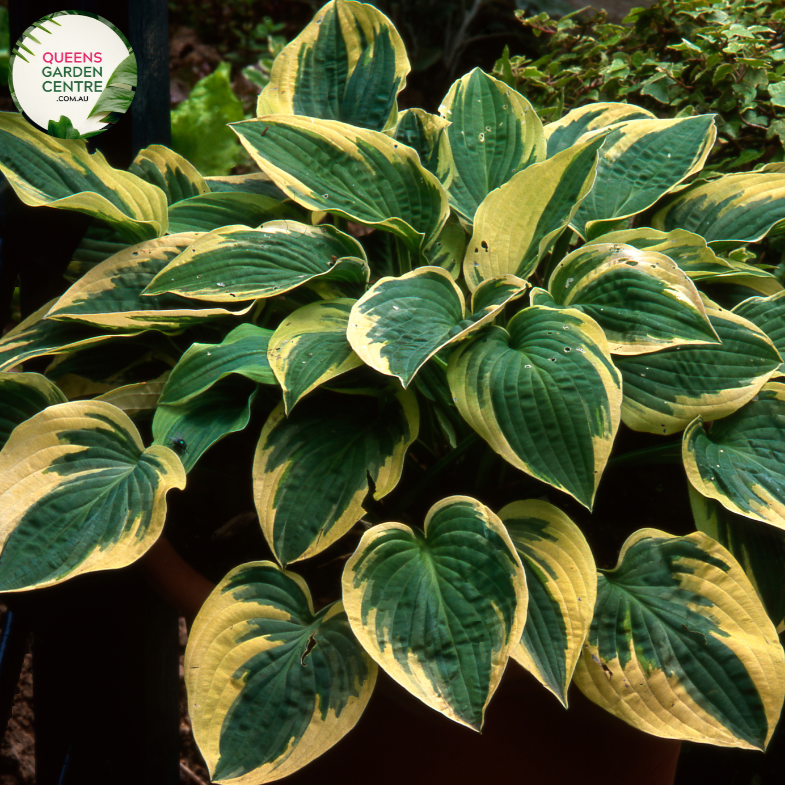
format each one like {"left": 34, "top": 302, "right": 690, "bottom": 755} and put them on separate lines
{"left": 9, "top": 11, "right": 137, "bottom": 139}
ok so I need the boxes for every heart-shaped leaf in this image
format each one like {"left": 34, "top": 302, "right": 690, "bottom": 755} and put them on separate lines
{"left": 167, "top": 192, "right": 298, "bottom": 234}
{"left": 500, "top": 500, "right": 597, "bottom": 707}
{"left": 342, "top": 496, "right": 526, "bottom": 730}
{"left": 186, "top": 562, "right": 376, "bottom": 784}
{"left": 95, "top": 377, "right": 169, "bottom": 420}
{"left": 347, "top": 267, "right": 526, "bottom": 387}
{"left": 543, "top": 102, "right": 656, "bottom": 157}
{"left": 448, "top": 306, "right": 622, "bottom": 508}
{"left": 257, "top": 0, "right": 409, "bottom": 132}
{"left": 589, "top": 227, "right": 727, "bottom": 281}
{"left": 0, "top": 301, "right": 133, "bottom": 373}
{"left": 573, "top": 529, "right": 785, "bottom": 750}
{"left": 153, "top": 376, "right": 258, "bottom": 473}
{"left": 254, "top": 390, "right": 419, "bottom": 565}
{"left": 393, "top": 108, "right": 447, "bottom": 175}
{"left": 0, "top": 400, "right": 185, "bottom": 591}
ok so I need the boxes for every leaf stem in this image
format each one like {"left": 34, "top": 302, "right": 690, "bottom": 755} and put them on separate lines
{"left": 609, "top": 440, "right": 682, "bottom": 468}
{"left": 389, "top": 432, "right": 480, "bottom": 516}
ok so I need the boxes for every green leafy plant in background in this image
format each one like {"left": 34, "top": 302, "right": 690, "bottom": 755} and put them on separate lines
{"left": 1, "top": 1, "right": 785, "bottom": 782}
{"left": 169, "top": 0, "right": 292, "bottom": 67}
{"left": 495, "top": 0, "right": 785, "bottom": 171}
{"left": 170, "top": 61, "right": 246, "bottom": 175}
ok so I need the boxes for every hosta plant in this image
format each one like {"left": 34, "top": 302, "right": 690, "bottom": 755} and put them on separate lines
{"left": 1, "top": 1, "right": 785, "bottom": 782}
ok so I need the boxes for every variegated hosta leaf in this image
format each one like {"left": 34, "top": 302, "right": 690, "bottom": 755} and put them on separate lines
{"left": 95, "top": 377, "right": 168, "bottom": 419}
{"left": 0, "top": 113, "right": 167, "bottom": 242}
{"left": 43, "top": 333, "right": 178, "bottom": 395}
{"left": 683, "top": 383, "right": 785, "bottom": 532}
{"left": 703, "top": 262, "right": 784, "bottom": 300}
{"left": 437, "top": 68, "right": 545, "bottom": 222}
{"left": 499, "top": 500, "right": 597, "bottom": 707}
{"left": 544, "top": 102, "right": 656, "bottom": 158}
{"left": 447, "top": 306, "right": 622, "bottom": 508}
{"left": 204, "top": 173, "right": 288, "bottom": 201}
{"left": 652, "top": 172, "right": 785, "bottom": 243}
{"left": 254, "top": 390, "right": 419, "bottom": 565}
{"left": 548, "top": 242, "right": 719, "bottom": 354}
{"left": 574, "top": 529, "right": 785, "bottom": 750}
{"left": 268, "top": 299, "right": 362, "bottom": 413}
{"left": 232, "top": 116, "right": 449, "bottom": 251}
{"left": 470, "top": 275, "right": 530, "bottom": 315}
{"left": 588, "top": 228, "right": 783, "bottom": 300}
{"left": 47, "top": 234, "right": 253, "bottom": 332}
{"left": 342, "top": 496, "right": 527, "bottom": 730}
{"left": 733, "top": 292, "right": 785, "bottom": 376}
{"left": 186, "top": 562, "right": 377, "bottom": 785}
{"left": 423, "top": 214, "right": 467, "bottom": 279}
{"left": 464, "top": 134, "right": 604, "bottom": 290}
{"left": 0, "top": 400, "right": 186, "bottom": 591}
{"left": 616, "top": 300, "right": 782, "bottom": 435}
{"left": 129, "top": 144, "right": 209, "bottom": 205}
{"left": 68, "top": 220, "right": 134, "bottom": 281}
{"left": 570, "top": 115, "right": 716, "bottom": 237}
{"left": 0, "top": 301, "right": 132, "bottom": 373}
{"left": 689, "top": 486, "right": 785, "bottom": 630}
{"left": 153, "top": 376, "right": 257, "bottom": 473}
{"left": 144, "top": 222, "right": 368, "bottom": 302}
{"left": 159, "top": 324, "right": 276, "bottom": 407}
{"left": 257, "top": 0, "right": 409, "bottom": 132}
{"left": 347, "top": 267, "right": 526, "bottom": 387}
{"left": 589, "top": 227, "right": 727, "bottom": 282}
{"left": 393, "top": 108, "right": 448, "bottom": 175}
{"left": 0, "top": 373, "right": 67, "bottom": 450}
{"left": 167, "top": 192, "right": 298, "bottom": 234}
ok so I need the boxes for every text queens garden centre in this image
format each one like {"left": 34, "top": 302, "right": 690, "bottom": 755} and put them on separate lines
{"left": 42, "top": 51, "right": 104, "bottom": 99}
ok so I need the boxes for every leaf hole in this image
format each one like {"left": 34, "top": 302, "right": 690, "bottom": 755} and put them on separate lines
{"left": 301, "top": 633, "right": 318, "bottom": 665}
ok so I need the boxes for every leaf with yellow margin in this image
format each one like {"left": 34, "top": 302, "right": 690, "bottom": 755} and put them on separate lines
{"left": 574, "top": 529, "right": 785, "bottom": 750}
{"left": 186, "top": 562, "right": 376, "bottom": 784}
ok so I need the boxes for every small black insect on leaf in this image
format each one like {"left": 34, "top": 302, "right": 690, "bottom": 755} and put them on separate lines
{"left": 168, "top": 433, "right": 187, "bottom": 454}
